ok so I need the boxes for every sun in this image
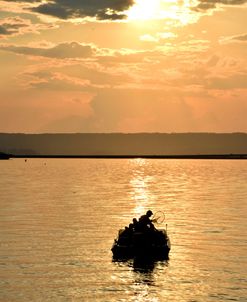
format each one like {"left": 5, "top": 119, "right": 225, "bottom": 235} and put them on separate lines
{"left": 126, "top": 0, "right": 198, "bottom": 27}
{"left": 127, "top": 0, "right": 162, "bottom": 21}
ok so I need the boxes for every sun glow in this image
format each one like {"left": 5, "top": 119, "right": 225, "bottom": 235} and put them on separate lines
{"left": 127, "top": 0, "right": 198, "bottom": 26}
{"left": 127, "top": 0, "right": 162, "bottom": 20}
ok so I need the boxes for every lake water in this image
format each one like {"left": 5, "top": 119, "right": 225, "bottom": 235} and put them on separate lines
{"left": 0, "top": 158, "right": 247, "bottom": 302}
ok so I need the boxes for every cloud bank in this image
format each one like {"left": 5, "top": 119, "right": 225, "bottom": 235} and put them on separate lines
{"left": 194, "top": 0, "right": 247, "bottom": 11}
{"left": 0, "top": 41, "right": 94, "bottom": 58}
{"left": 3, "top": 0, "right": 135, "bottom": 20}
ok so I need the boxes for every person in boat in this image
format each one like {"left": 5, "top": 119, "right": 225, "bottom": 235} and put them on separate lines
{"left": 138, "top": 210, "right": 156, "bottom": 232}
{"left": 132, "top": 218, "right": 141, "bottom": 232}
{"left": 120, "top": 224, "right": 132, "bottom": 236}
{"left": 118, "top": 223, "right": 134, "bottom": 245}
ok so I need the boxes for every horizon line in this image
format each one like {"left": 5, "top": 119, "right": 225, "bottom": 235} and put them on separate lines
{"left": 9, "top": 154, "right": 247, "bottom": 160}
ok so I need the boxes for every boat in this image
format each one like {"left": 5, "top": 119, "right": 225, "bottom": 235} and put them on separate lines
{"left": 111, "top": 220, "right": 171, "bottom": 260}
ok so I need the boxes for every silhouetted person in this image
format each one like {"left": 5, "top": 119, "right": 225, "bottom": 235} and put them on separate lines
{"left": 118, "top": 224, "right": 134, "bottom": 245}
{"left": 133, "top": 218, "right": 141, "bottom": 232}
{"left": 139, "top": 210, "right": 155, "bottom": 231}
{"left": 120, "top": 226, "right": 130, "bottom": 237}
{"left": 128, "top": 223, "right": 134, "bottom": 233}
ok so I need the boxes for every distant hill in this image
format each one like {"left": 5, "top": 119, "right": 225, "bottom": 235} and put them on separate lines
{"left": 0, "top": 133, "right": 247, "bottom": 156}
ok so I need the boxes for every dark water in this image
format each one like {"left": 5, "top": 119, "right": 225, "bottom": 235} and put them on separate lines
{"left": 0, "top": 159, "right": 247, "bottom": 301}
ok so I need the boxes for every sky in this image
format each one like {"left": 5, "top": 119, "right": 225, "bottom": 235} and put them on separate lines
{"left": 0, "top": 0, "right": 246, "bottom": 133}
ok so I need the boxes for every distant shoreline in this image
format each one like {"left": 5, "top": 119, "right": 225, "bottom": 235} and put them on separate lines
{"left": 2, "top": 133, "right": 247, "bottom": 157}
{"left": 10, "top": 154, "right": 247, "bottom": 160}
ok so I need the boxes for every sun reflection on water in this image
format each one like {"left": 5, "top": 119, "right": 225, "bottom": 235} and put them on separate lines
{"left": 129, "top": 158, "right": 154, "bottom": 217}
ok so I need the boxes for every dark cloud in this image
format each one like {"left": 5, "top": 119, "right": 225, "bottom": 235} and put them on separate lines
{"left": 194, "top": 0, "right": 247, "bottom": 11}
{"left": 0, "top": 26, "right": 8, "bottom": 35}
{"left": 8, "top": 0, "right": 40, "bottom": 2}
{"left": 0, "top": 17, "right": 30, "bottom": 37}
{"left": 0, "top": 41, "right": 94, "bottom": 58}
{"left": 4, "top": 0, "right": 135, "bottom": 20}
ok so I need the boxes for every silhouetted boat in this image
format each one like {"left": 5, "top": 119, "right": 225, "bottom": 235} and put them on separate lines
{"left": 0, "top": 152, "right": 10, "bottom": 160}
{"left": 111, "top": 228, "right": 171, "bottom": 260}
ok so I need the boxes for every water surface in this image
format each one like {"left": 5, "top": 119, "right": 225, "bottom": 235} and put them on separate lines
{"left": 1, "top": 159, "right": 247, "bottom": 301}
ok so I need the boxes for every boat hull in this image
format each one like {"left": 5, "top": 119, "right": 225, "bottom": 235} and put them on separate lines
{"left": 111, "top": 230, "right": 170, "bottom": 260}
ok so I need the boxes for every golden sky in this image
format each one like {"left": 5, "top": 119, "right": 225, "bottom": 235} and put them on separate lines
{"left": 0, "top": 0, "right": 246, "bottom": 133}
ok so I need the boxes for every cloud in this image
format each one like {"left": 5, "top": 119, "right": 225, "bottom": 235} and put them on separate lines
{"left": 219, "top": 33, "right": 247, "bottom": 44}
{"left": 38, "top": 88, "right": 196, "bottom": 133}
{"left": 0, "top": 25, "right": 8, "bottom": 35}
{"left": 3, "top": 0, "right": 135, "bottom": 20}
{"left": 20, "top": 67, "right": 116, "bottom": 91}
{"left": 231, "top": 33, "right": 247, "bottom": 41}
{"left": 139, "top": 32, "right": 177, "bottom": 43}
{"left": 206, "top": 73, "right": 247, "bottom": 89}
{"left": 0, "top": 41, "right": 94, "bottom": 58}
{"left": 26, "top": 71, "right": 91, "bottom": 91}
{"left": 193, "top": 0, "right": 247, "bottom": 11}
{"left": 0, "top": 16, "right": 58, "bottom": 38}
{"left": 86, "top": 88, "right": 197, "bottom": 132}
{"left": 0, "top": 89, "right": 93, "bottom": 133}
{"left": 139, "top": 34, "right": 159, "bottom": 43}
{"left": 0, "top": 17, "right": 32, "bottom": 37}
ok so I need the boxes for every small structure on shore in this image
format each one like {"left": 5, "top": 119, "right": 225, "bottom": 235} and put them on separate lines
{"left": 0, "top": 152, "right": 10, "bottom": 160}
